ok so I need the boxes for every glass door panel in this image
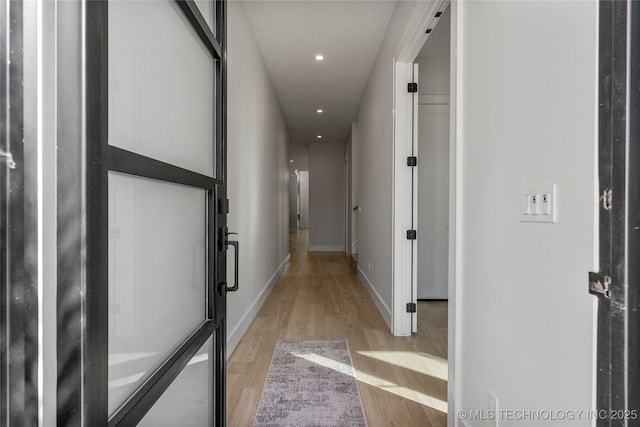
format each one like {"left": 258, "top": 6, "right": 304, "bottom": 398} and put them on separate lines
{"left": 137, "top": 336, "right": 214, "bottom": 426}
{"left": 55, "top": 0, "right": 228, "bottom": 424}
{"left": 109, "top": 0, "right": 215, "bottom": 177}
{"left": 107, "top": 172, "right": 208, "bottom": 414}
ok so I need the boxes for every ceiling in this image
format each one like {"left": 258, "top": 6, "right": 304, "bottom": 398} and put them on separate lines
{"left": 243, "top": 1, "right": 396, "bottom": 146}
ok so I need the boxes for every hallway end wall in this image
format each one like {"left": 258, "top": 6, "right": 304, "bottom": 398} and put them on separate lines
{"left": 308, "top": 143, "right": 346, "bottom": 251}
{"left": 226, "top": 1, "right": 291, "bottom": 356}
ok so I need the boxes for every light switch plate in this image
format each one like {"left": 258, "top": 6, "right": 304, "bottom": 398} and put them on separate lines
{"left": 521, "top": 185, "right": 556, "bottom": 223}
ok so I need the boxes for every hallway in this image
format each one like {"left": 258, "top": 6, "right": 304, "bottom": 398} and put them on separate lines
{"left": 227, "top": 231, "right": 448, "bottom": 426}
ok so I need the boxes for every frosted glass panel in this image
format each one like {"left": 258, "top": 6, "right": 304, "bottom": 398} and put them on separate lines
{"left": 194, "top": 0, "right": 215, "bottom": 33}
{"left": 108, "top": 173, "right": 207, "bottom": 415}
{"left": 138, "top": 336, "right": 214, "bottom": 426}
{"left": 109, "top": 0, "right": 215, "bottom": 177}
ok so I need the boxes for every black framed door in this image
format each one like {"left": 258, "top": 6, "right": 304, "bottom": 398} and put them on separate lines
{"left": 56, "top": 0, "right": 232, "bottom": 425}
{"left": 592, "top": 0, "right": 640, "bottom": 425}
{"left": 1, "top": 1, "right": 39, "bottom": 425}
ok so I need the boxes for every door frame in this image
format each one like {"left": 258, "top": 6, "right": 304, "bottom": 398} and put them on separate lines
{"left": 1, "top": 1, "right": 40, "bottom": 424}
{"left": 55, "top": 0, "right": 228, "bottom": 424}
{"left": 592, "top": 0, "right": 640, "bottom": 422}
{"left": 390, "top": 0, "right": 459, "bottom": 424}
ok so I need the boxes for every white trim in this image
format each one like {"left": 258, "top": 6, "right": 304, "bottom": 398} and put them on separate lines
{"left": 411, "top": 62, "right": 419, "bottom": 334}
{"left": 308, "top": 245, "right": 344, "bottom": 252}
{"left": 351, "top": 239, "right": 359, "bottom": 254}
{"left": 357, "top": 266, "right": 391, "bottom": 328}
{"left": 391, "top": 0, "right": 449, "bottom": 339}
{"left": 449, "top": 2, "right": 462, "bottom": 426}
{"left": 392, "top": 60, "right": 415, "bottom": 337}
{"left": 418, "top": 94, "right": 450, "bottom": 105}
{"left": 226, "top": 254, "right": 290, "bottom": 358}
{"left": 396, "top": 0, "right": 449, "bottom": 63}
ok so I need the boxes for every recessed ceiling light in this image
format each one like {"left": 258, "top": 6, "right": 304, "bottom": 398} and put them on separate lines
{"left": 317, "top": 135, "right": 322, "bottom": 139}
{"left": 315, "top": 54, "right": 324, "bottom": 61}
{"left": 317, "top": 109, "right": 323, "bottom": 113}
{"left": 290, "top": 159, "right": 294, "bottom": 163}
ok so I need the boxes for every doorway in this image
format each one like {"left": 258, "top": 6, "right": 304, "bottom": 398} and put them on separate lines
{"left": 55, "top": 0, "right": 232, "bottom": 424}
{"left": 592, "top": 0, "right": 640, "bottom": 419}
{"left": 390, "top": 0, "right": 457, "bottom": 422}
{"left": 299, "top": 171, "right": 310, "bottom": 230}
{"left": 414, "top": 7, "right": 451, "bottom": 302}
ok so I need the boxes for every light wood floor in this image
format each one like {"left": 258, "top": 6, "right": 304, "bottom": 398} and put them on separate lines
{"left": 227, "top": 230, "right": 448, "bottom": 426}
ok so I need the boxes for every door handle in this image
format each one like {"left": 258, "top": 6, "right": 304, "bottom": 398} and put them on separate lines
{"left": 225, "top": 232, "right": 239, "bottom": 292}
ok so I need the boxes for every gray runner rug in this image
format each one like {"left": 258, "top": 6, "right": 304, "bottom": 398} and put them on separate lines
{"left": 252, "top": 339, "right": 368, "bottom": 427}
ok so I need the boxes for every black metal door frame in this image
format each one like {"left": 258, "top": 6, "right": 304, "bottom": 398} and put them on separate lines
{"left": 55, "top": 0, "right": 229, "bottom": 425}
{"left": 1, "top": 1, "right": 39, "bottom": 425}
{"left": 592, "top": 0, "right": 640, "bottom": 424}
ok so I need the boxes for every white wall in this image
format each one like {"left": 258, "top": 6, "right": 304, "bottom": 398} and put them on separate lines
{"left": 299, "top": 171, "right": 309, "bottom": 229}
{"left": 416, "top": 7, "right": 450, "bottom": 300}
{"left": 288, "top": 170, "right": 299, "bottom": 232}
{"left": 289, "top": 144, "right": 309, "bottom": 171}
{"left": 417, "top": 106, "right": 449, "bottom": 300}
{"left": 350, "top": 122, "right": 359, "bottom": 254}
{"left": 226, "top": 1, "right": 291, "bottom": 356}
{"left": 456, "top": 1, "right": 598, "bottom": 423}
{"left": 308, "top": 143, "right": 346, "bottom": 251}
{"left": 416, "top": 6, "right": 450, "bottom": 97}
{"left": 355, "top": 1, "right": 423, "bottom": 325}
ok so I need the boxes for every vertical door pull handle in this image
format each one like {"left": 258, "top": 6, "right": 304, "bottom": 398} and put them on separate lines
{"left": 225, "top": 233, "right": 239, "bottom": 292}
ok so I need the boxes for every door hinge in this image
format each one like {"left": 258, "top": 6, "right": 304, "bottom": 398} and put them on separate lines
{"left": 407, "top": 82, "right": 418, "bottom": 93}
{"left": 407, "top": 156, "right": 417, "bottom": 167}
{"left": 0, "top": 150, "right": 16, "bottom": 169}
{"left": 406, "top": 230, "right": 417, "bottom": 240}
{"left": 600, "top": 189, "right": 612, "bottom": 211}
{"left": 406, "top": 303, "right": 417, "bottom": 313}
{"left": 218, "top": 198, "right": 229, "bottom": 214}
{"left": 589, "top": 272, "right": 611, "bottom": 299}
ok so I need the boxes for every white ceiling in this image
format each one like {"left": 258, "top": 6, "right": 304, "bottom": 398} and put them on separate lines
{"left": 243, "top": 1, "right": 396, "bottom": 146}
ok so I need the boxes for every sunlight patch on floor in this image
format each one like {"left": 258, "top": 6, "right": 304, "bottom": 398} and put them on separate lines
{"left": 292, "top": 352, "right": 447, "bottom": 414}
{"left": 355, "top": 370, "right": 448, "bottom": 413}
{"left": 356, "top": 350, "right": 448, "bottom": 381}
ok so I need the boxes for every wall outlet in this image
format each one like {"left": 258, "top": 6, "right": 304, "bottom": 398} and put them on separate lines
{"left": 488, "top": 391, "right": 499, "bottom": 427}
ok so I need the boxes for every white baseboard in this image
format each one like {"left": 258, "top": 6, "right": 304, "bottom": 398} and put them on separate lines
{"left": 226, "top": 254, "right": 290, "bottom": 358}
{"left": 356, "top": 266, "right": 392, "bottom": 329}
{"left": 308, "top": 245, "right": 344, "bottom": 252}
{"left": 351, "top": 240, "right": 359, "bottom": 253}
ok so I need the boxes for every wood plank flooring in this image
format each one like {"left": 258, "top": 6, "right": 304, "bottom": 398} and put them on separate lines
{"left": 227, "top": 230, "right": 448, "bottom": 426}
